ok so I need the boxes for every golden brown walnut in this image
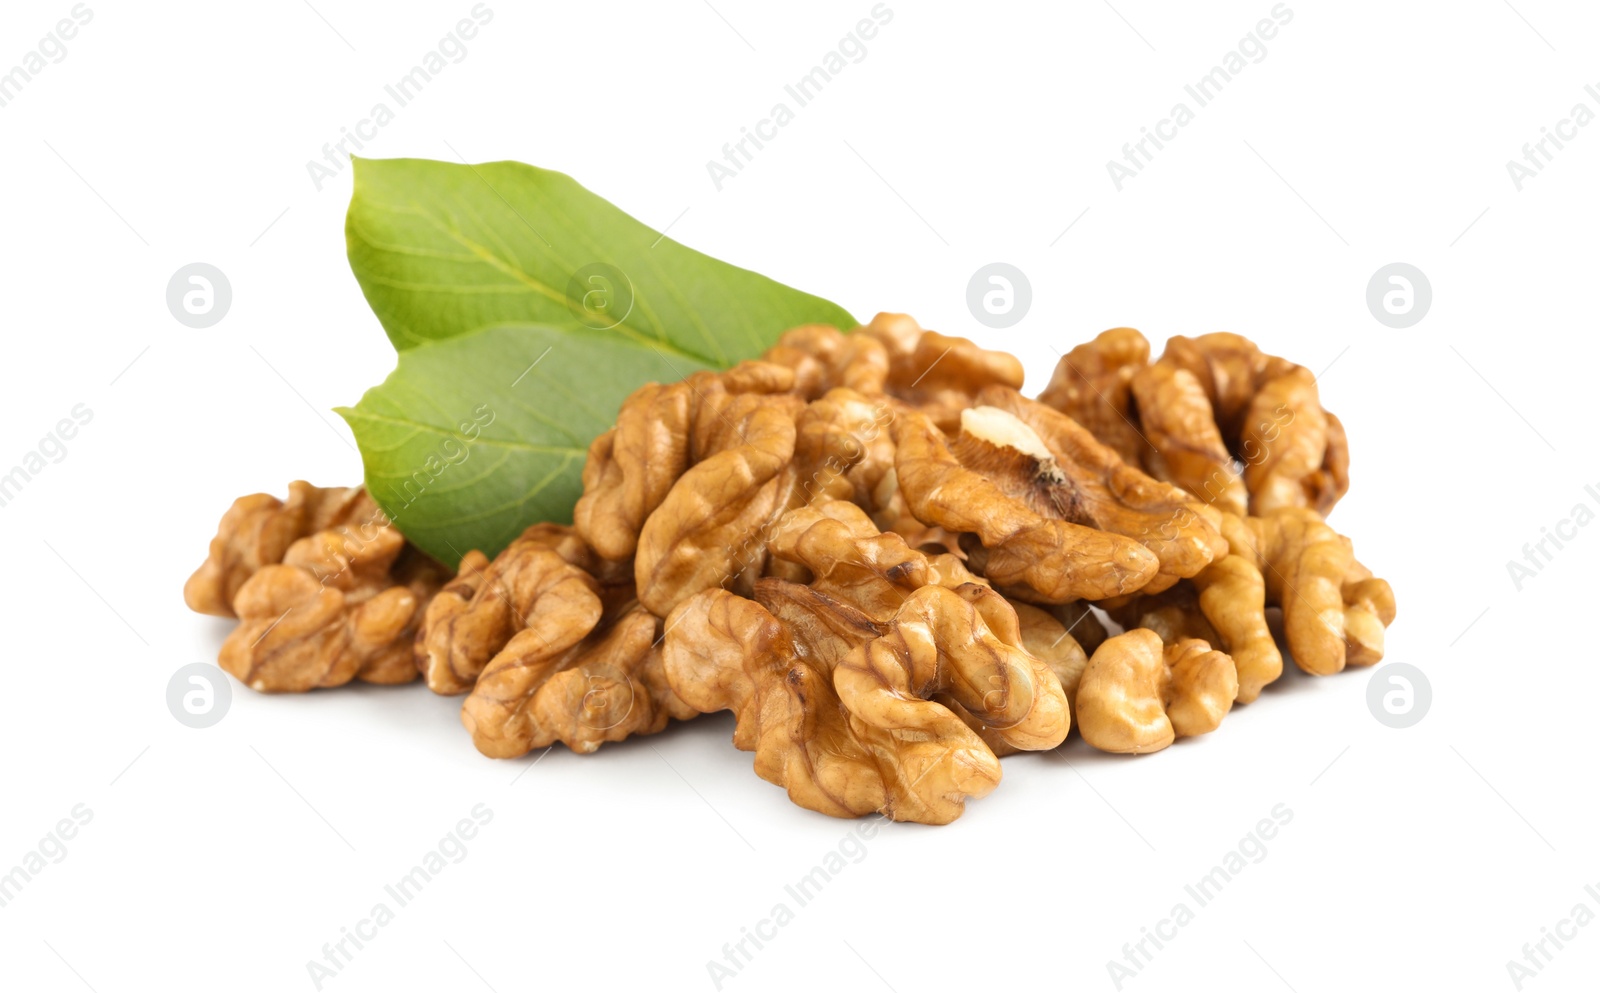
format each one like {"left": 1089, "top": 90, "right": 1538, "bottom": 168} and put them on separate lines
{"left": 1189, "top": 514, "right": 1283, "bottom": 702}
{"left": 631, "top": 382, "right": 804, "bottom": 615}
{"left": 891, "top": 390, "right": 1225, "bottom": 604}
{"left": 762, "top": 323, "right": 891, "bottom": 398}
{"left": 219, "top": 529, "right": 447, "bottom": 692}
{"left": 1076, "top": 628, "right": 1237, "bottom": 754}
{"left": 859, "top": 312, "right": 1025, "bottom": 432}
{"left": 661, "top": 501, "right": 1068, "bottom": 824}
{"left": 416, "top": 521, "right": 608, "bottom": 693}
{"left": 441, "top": 526, "right": 695, "bottom": 757}
{"left": 1128, "top": 361, "right": 1248, "bottom": 517}
{"left": 1232, "top": 508, "right": 1396, "bottom": 676}
{"left": 1140, "top": 333, "right": 1347, "bottom": 516}
{"left": 632, "top": 384, "right": 905, "bottom": 618}
{"left": 954, "top": 599, "right": 1091, "bottom": 757}
{"left": 1036, "top": 327, "right": 1150, "bottom": 465}
{"left": 574, "top": 361, "right": 797, "bottom": 563}
{"left": 184, "top": 482, "right": 376, "bottom": 617}
{"left": 1037, "top": 330, "right": 1350, "bottom": 517}
{"left": 463, "top": 599, "right": 695, "bottom": 757}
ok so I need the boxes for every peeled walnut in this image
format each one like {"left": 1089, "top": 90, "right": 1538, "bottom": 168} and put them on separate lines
{"left": 1036, "top": 327, "right": 1150, "bottom": 465}
{"left": 662, "top": 501, "right": 1068, "bottom": 824}
{"left": 1039, "top": 330, "right": 1349, "bottom": 516}
{"left": 412, "top": 523, "right": 693, "bottom": 755}
{"left": 630, "top": 385, "right": 904, "bottom": 618}
{"left": 415, "top": 523, "right": 630, "bottom": 695}
{"left": 858, "top": 312, "right": 1025, "bottom": 432}
{"left": 463, "top": 598, "right": 696, "bottom": 758}
{"left": 578, "top": 316, "right": 1016, "bottom": 613}
{"left": 952, "top": 598, "right": 1092, "bottom": 757}
{"left": 1233, "top": 508, "right": 1395, "bottom": 676}
{"left": 762, "top": 323, "right": 891, "bottom": 398}
{"left": 185, "top": 481, "right": 375, "bottom": 617}
{"left": 220, "top": 536, "right": 447, "bottom": 692}
{"left": 1189, "top": 514, "right": 1283, "bottom": 702}
{"left": 892, "top": 390, "right": 1225, "bottom": 604}
{"left": 1076, "top": 628, "right": 1237, "bottom": 754}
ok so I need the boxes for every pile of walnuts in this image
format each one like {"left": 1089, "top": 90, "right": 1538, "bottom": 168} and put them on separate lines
{"left": 186, "top": 315, "right": 1395, "bottom": 825}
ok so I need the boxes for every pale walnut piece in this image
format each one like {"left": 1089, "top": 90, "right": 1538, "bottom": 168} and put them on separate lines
{"left": 1076, "top": 628, "right": 1238, "bottom": 755}
{"left": 1037, "top": 330, "right": 1350, "bottom": 517}
{"left": 891, "top": 390, "right": 1225, "bottom": 604}
{"left": 184, "top": 481, "right": 376, "bottom": 617}
{"left": 661, "top": 501, "right": 1068, "bottom": 824}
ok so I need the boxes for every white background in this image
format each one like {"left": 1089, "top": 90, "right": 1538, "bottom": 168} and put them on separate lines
{"left": 1, "top": 1, "right": 1596, "bottom": 991}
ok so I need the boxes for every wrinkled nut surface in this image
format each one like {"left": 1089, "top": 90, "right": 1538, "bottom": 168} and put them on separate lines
{"left": 662, "top": 501, "right": 1067, "bottom": 824}
{"left": 187, "top": 315, "right": 1397, "bottom": 826}
{"left": 577, "top": 315, "right": 1023, "bottom": 617}
{"left": 413, "top": 523, "right": 694, "bottom": 756}
{"left": 892, "top": 390, "right": 1225, "bottom": 604}
{"left": 185, "top": 481, "right": 375, "bottom": 617}
{"left": 1235, "top": 508, "right": 1396, "bottom": 676}
{"left": 415, "top": 523, "right": 628, "bottom": 695}
{"left": 1076, "top": 628, "right": 1238, "bottom": 754}
{"left": 1038, "top": 330, "right": 1350, "bottom": 517}
{"left": 220, "top": 537, "right": 446, "bottom": 693}
{"left": 463, "top": 599, "right": 696, "bottom": 758}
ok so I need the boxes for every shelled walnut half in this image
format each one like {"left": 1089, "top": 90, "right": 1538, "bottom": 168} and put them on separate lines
{"left": 209, "top": 489, "right": 449, "bottom": 692}
{"left": 662, "top": 502, "right": 1069, "bottom": 824}
{"left": 1039, "top": 329, "right": 1349, "bottom": 517}
{"left": 891, "top": 389, "right": 1226, "bottom": 604}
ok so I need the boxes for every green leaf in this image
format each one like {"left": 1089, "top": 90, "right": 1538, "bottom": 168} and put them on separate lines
{"left": 345, "top": 156, "right": 857, "bottom": 356}
{"left": 336, "top": 324, "right": 717, "bottom": 567}
{"left": 342, "top": 156, "right": 857, "bottom": 566}
{"left": 339, "top": 156, "right": 857, "bottom": 565}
